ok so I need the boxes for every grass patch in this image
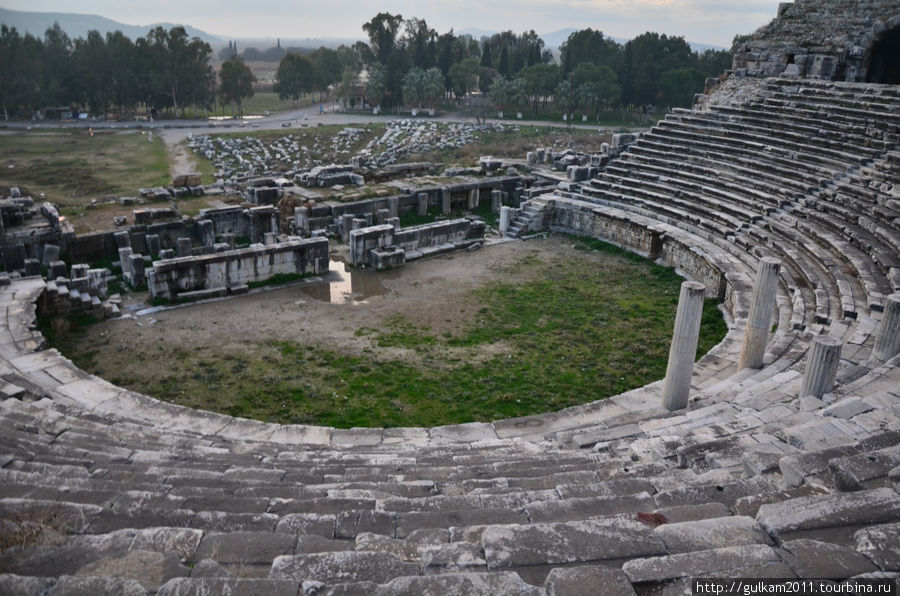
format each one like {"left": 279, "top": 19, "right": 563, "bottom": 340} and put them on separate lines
{"left": 247, "top": 272, "right": 312, "bottom": 289}
{"left": 0, "top": 130, "right": 169, "bottom": 208}
{"left": 52, "top": 235, "right": 728, "bottom": 428}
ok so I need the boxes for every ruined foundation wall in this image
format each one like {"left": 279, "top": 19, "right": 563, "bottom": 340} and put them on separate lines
{"left": 148, "top": 237, "right": 329, "bottom": 300}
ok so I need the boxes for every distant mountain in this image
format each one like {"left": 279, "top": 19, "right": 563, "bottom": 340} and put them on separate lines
{"left": 0, "top": 7, "right": 222, "bottom": 43}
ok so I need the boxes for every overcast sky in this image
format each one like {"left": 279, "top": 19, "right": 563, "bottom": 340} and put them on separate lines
{"left": 5, "top": 0, "right": 783, "bottom": 47}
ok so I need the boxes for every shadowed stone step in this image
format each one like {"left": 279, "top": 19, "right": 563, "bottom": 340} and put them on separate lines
{"left": 778, "top": 431, "right": 900, "bottom": 487}
{"left": 74, "top": 549, "right": 190, "bottom": 592}
{"left": 622, "top": 544, "right": 793, "bottom": 583}
{"left": 395, "top": 509, "right": 526, "bottom": 539}
{"left": 777, "top": 539, "right": 878, "bottom": 578}
{"left": 269, "top": 551, "right": 419, "bottom": 584}
{"left": 523, "top": 492, "right": 655, "bottom": 523}
{"left": 157, "top": 577, "right": 300, "bottom": 595}
{"left": 829, "top": 445, "right": 900, "bottom": 491}
{"left": 355, "top": 529, "right": 449, "bottom": 562}
{"left": 755, "top": 488, "right": 900, "bottom": 543}
{"left": 195, "top": 531, "right": 296, "bottom": 566}
{"left": 654, "top": 516, "right": 773, "bottom": 553}
{"left": 854, "top": 522, "right": 900, "bottom": 571}
{"left": 482, "top": 517, "right": 666, "bottom": 569}
{"left": 544, "top": 566, "right": 636, "bottom": 596}
{"left": 373, "top": 571, "right": 544, "bottom": 596}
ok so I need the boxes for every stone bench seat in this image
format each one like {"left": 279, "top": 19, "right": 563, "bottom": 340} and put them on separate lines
{"left": 747, "top": 100, "right": 900, "bottom": 143}
{"left": 622, "top": 145, "right": 806, "bottom": 210}
{"left": 600, "top": 165, "right": 771, "bottom": 222}
{"left": 661, "top": 113, "right": 883, "bottom": 165}
{"left": 632, "top": 135, "right": 834, "bottom": 194}
{"left": 707, "top": 105, "right": 897, "bottom": 153}
{"left": 763, "top": 221, "right": 862, "bottom": 325}
{"left": 652, "top": 120, "right": 858, "bottom": 174}
{"left": 802, "top": 208, "right": 900, "bottom": 281}
{"left": 582, "top": 183, "right": 741, "bottom": 241}
{"left": 767, "top": 87, "right": 900, "bottom": 119}
{"left": 762, "top": 95, "right": 900, "bottom": 133}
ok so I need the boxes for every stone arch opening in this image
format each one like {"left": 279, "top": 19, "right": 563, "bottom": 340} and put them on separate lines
{"left": 866, "top": 25, "right": 900, "bottom": 84}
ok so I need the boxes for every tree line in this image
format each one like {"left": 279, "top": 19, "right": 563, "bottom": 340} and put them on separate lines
{"left": 272, "top": 13, "right": 737, "bottom": 115}
{"left": 0, "top": 15, "right": 739, "bottom": 121}
{"left": 0, "top": 24, "right": 222, "bottom": 120}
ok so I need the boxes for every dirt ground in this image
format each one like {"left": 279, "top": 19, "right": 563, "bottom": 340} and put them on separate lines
{"left": 64, "top": 236, "right": 601, "bottom": 378}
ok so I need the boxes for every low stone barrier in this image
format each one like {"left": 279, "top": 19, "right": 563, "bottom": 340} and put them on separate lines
{"left": 148, "top": 237, "right": 329, "bottom": 300}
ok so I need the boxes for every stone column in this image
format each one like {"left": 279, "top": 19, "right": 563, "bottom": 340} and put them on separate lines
{"left": 145, "top": 234, "right": 161, "bottom": 258}
{"left": 340, "top": 214, "right": 355, "bottom": 244}
{"left": 873, "top": 293, "right": 900, "bottom": 362}
{"left": 387, "top": 196, "right": 400, "bottom": 217}
{"left": 197, "top": 219, "right": 215, "bottom": 247}
{"left": 129, "top": 254, "right": 146, "bottom": 288}
{"left": 468, "top": 188, "right": 479, "bottom": 209}
{"left": 491, "top": 190, "right": 503, "bottom": 214}
{"left": 661, "top": 281, "right": 707, "bottom": 411}
{"left": 499, "top": 207, "right": 512, "bottom": 235}
{"left": 417, "top": 192, "right": 429, "bottom": 217}
{"left": 738, "top": 257, "right": 782, "bottom": 370}
{"left": 800, "top": 335, "right": 842, "bottom": 398}
{"left": 441, "top": 187, "right": 451, "bottom": 214}
{"left": 176, "top": 237, "right": 192, "bottom": 257}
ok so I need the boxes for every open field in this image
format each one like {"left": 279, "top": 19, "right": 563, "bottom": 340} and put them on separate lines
{"left": 48, "top": 235, "right": 727, "bottom": 428}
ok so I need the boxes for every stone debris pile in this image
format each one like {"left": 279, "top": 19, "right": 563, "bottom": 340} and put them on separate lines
{"left": 187, "top": 122, "right": 515, "bottom": 187}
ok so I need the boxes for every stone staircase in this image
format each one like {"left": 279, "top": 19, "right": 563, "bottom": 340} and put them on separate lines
{"left": 503, "top": 198, "right": 549, "bottom": 238}
{"left": 0, "top": 76, "right": 899, "bottom": 595}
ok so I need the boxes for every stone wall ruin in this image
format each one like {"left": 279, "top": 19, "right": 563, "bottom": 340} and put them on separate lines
{"left": 733, "top": 0, "right": 900, "bottom": 82}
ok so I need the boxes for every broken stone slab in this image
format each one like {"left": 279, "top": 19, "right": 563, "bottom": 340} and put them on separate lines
{"left": 157, "top": 577, "right": 300, "bottom": 596}
{"left": 376, "top": 571, "right": 544, "bottom": 596}
{"left": 195, "top": 531, "right": 296, "bottom": 565}
{"left": 822, "top": 396, "right": 874, "bottom": 419}
{"left": 732, "top": 486, "right": 828, "bottom": 518}
{"left": 854, "top": 522, "right": 900, "bottom": 571}
{"left": 420, "top": 542, "right": 486, "bottom": 574}
{"left": 777, "top": 539, "right": 878, "bottom": 579}
{"left": 654, "top": 516, "right": 773, "bottom": 554}
{"left": 622, "top": 544, "right": 793, "bottom": 583}
{"left": 355, "top": 529, "right": 448, "bottom": 562}
{"left": 544, "top": 565, "right": 636, "bottom": 596}
{"left": 755, "top": 488, "right": 900, "bottom": 542}
{"left": 829, "top": 445, "right": 900, "bottom": 491}
{"left": 778, "top": 431, "right": 900, "bottom": 487}
{"left": 45, "top": 575, "right": 150, "bottom": 595}
{"left": 188, "top": 559, "right": 235, "bottom": 579}
{"left": 481, "top": 517, "right": 666, "bottom": 569}
{"left": 523, "top": 492, "right": 654, "bottom": 523}
{"left": 75, "top": 549, "right": 190, "bottom": 592}
{"left": 269, "top": 551, "right": 419, "bottom": 584}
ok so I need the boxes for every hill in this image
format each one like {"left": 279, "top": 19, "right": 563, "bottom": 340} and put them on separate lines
{"left": 0, "top": 7, "right": 221, "bottom": 43}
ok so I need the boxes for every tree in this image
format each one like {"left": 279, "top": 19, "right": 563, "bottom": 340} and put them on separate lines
{"left": 520, "top": 62, "right": 559, "bottom": 111}
{"left": 560, "top": 29, "right": 622, "bottom": 76}
{"left": 620, "top": 32, "right": 692, "bottom": 106}
{"left": 219, "top": 56, "right": 255, "bottom": 116}
{"left": 660, "top": 67, "right": 706, "bottom": 107}
{"left": 362, "top": 12, "right": 403, "bottom": 65}
{"left": 570, "top": 62, "right": 621, "bottom": 112}
{"left": 421, "top": 67, "right": 444, "bottom": 108}
{"left": 489, "top": 76, "right": 510, "bottom": 114}
{"left": 448, "top": 58, "right": 480, "bottom": 98}
{"left": 142, "top": 26, "right": 213, "bottom": 116}
{"left": 337, "top": 66, "right": 358, "bottom": 108}
{"left": 402, "top": 67, "right": 424, "bottom": 107}
{"left": 365, "top": 64, "right": 387, "bottom": 108}
{"left": 274, "top": 53, "right": 318, "bottom": 104}
{"left": 554, "top": 80, "right": 576, "bottom": 126}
